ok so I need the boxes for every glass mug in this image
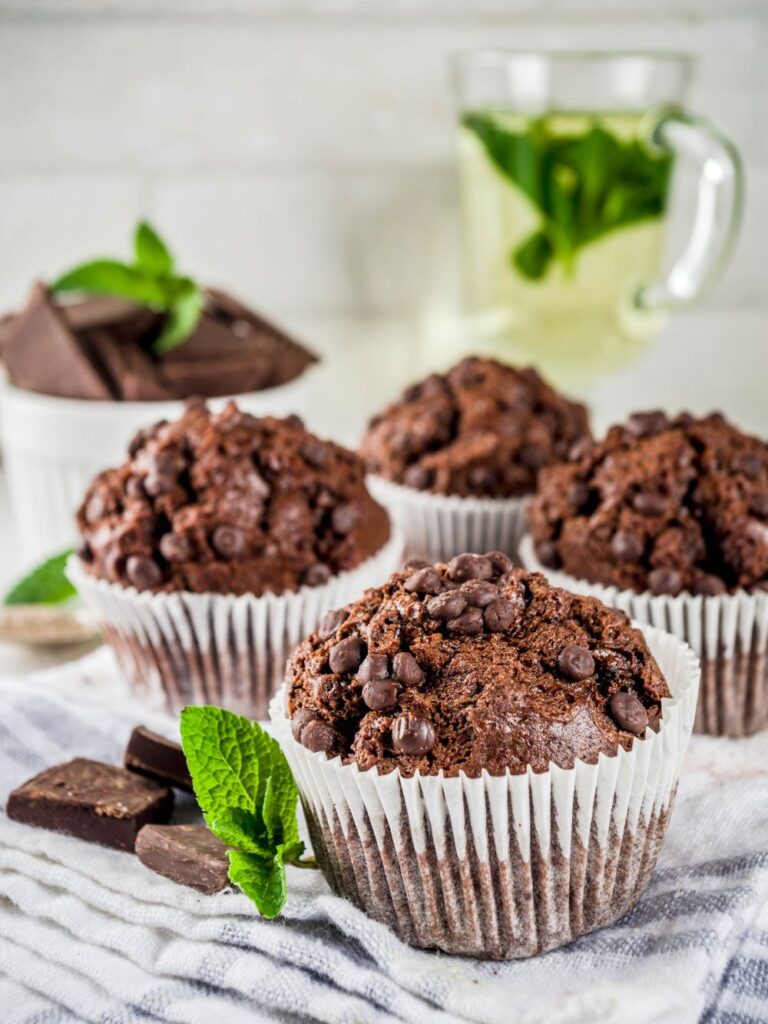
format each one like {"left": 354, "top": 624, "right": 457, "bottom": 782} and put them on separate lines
{"left": 452, "top": 51, "right": 744, "bottom": 385}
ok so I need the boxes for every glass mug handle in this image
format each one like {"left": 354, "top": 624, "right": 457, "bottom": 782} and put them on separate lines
{"left": 637, "top": 112, "right": 744, "bottom": 312}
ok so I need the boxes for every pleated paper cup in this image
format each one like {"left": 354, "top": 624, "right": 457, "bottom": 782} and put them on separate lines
{"left": 520, "top": 534, "right": 768, "bottom": 738}
{"left": 66, "top": 529, "right": 403, "bottom": 720}
{"left": 366, "top": 475, "right": 529, "bottom": 565}
{"left": 270, "top": 625, "right": 699, "bottom": 959}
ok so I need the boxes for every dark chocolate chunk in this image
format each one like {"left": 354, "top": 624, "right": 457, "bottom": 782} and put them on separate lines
{"left": 648, "top": 567, "right": 684, "bottom": 596}
{"left": 328, "top": 636, "right": 363, "bottom": 674}
{"left": 460, "top": 580, "right": 498, "bottom": 608}
{"left": 447, "top": 554, "right": 494, "bottom": 582}
{"left": 426, "top": 590, "right": 467, "bottom": 621}
{"left": 536, "top": 540, "right": 561, "bottom": 569}
{"left": 300, "top": 718, "right": 337, "bottom": 753}
{"left": 485, "top": 551, "right": 513, "bottom": 576}
{"left": 402, "top": 464, "right": 435, "bottom": 490}
{"left": 404, "top": 566, "right": 442, "bottom": 595}
{"left": 6, "top": 758, "right": 173, "bottom": 852}
{"left": 611, "top": 531, "right": 643, "bottom": 563}
{"left": 557, "top": 644, "right": 595, "bottom": 681}
{"left": 126, "top": 555, "right": 162, "bottom": 591}
{"left": 391, "top": 651, "right": 425, "bottom": 686}
{"left": 626, "top": 410, "right": 669, "bottom": 438}
{"left": 446, "top": 607, "right": 484, "bottom": 635}
{"left": 484, "top": 598, "right": 517, "bottom": 632}
{"left": 331, "top": 503, "right": 360, "bottom": 535}
{"left": 136, "top": 824, "right": 229, "bottom": 894}
{"left": 303, "top": 563, "right": 332, "bottom": 587}
{"left": 609, "top": 692, "right": 649, "bottom": 735}
{"left": 362, "top": 679, "right": 400, "bottom": 711}
{"left": 211, "top": 525, "right": 246, "bottom": 559}
{"left": 691, "top": 574, "right": 727, "bottom": 597}
{"left": 124, "top": 726, "right": 193, "bottom": 792}
{"left": 319, "top": 608, "right": 345, "bottom": 638}
{"left": 391, "top": 714, "right": 435, "bottom": 755}
{"left": 357, "top": 653, "right": 389, "bottom": 682}
{"left": 632, "top": 491, "right": 667, "bottom": 516}
{"left": 159, "top": 532, "right": 192, "bottom": 563}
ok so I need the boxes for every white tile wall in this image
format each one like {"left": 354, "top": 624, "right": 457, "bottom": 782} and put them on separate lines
{"left": 1, "top": 0, "right": 766, "bottom": 320}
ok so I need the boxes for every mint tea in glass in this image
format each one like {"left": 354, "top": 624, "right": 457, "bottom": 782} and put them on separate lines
{"left": 453, "top": 52, "right": 743, "bottom": 385}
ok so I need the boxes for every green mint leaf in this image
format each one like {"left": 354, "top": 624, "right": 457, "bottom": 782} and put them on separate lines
{"left": 134, "top": 221, "right": 175, "bottom": 276}
{"left": 4, "top": 550, "right": 76, "bottom": 607}
{"left": 262, "top": 761, "right": 300, "bottom": 848}
{"left": 228, "top": 848, "right": 288, "bottom": 919}
{"left": 50, "top": 260, "right": 171, "bottom": 307}
{"left": 152, "top": 279, "right": 203, "bottom": 355}
{"left": 210, "top": 807, "right": 270, "bottom": 856}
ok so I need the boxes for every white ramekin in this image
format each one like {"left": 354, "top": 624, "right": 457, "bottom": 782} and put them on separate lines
{"left": 0, "top": 368, "right": 320, "bottom": 561}
{"left": 366, "top": 474, "right": 530, "bottom": 565}
{"left": 271, "top": 624, "right": 699, "bottom": 959}
{"left": 520, "top": 534, "right": 768, "bottom": 737}
{"left": 67, "top": 528, "right": 403, "bottom": 721}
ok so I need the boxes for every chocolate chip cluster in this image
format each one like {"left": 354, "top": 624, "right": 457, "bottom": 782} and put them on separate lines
{"left": 529, "top": 410, "right": 768, "bottom": 595}
{"left": 76, "top": 400, "right": 391, "bottom": 597}
{"left": 360, "top": 357, "right": 591, "bottom": 498}
{"left": 286, "top": 555, "right": 669, "bottom": 777}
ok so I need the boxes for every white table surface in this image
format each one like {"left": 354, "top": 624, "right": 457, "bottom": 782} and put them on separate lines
{"left": 1, "top": 305, "right": 765, "bottom": 676}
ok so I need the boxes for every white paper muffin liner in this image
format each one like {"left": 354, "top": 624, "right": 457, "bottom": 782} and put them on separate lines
{"left": 520, "top": 534, "right": 768, "bottom": 738}
{"left": 366, "top": 474, "right": 529, "bottom": 565}
{"left": 66, "top": 530, "right": 403, "bottom": 719}
{"left": 270, "top": 624, "right": 699, "bottom": 959}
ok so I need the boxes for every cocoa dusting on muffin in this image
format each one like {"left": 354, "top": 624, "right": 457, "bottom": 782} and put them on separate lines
{"left": 359, "top": 357, "right": 591, "bottom": 498}
{"left": 286, "top": 554, "right": 669, "bottom": 776}
{"left": 529, "top": 410, "right": 768, "bottom": 594}
{"left": 76, "top": 401, "right": 390, "bottom": 596}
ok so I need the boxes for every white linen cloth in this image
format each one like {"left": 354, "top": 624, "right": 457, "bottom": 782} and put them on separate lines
{"left": 1, "top": 649, "right": 768, "bottom": 1024}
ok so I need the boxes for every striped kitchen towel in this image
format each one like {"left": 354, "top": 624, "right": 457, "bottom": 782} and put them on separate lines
{"left": 1, "top": 648, "right": 768, "bottom": 1024}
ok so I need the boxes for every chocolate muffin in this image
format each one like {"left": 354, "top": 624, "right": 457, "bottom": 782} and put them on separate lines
{"left": 360, "top": 357, "right": 590, "bottom": 498}
{"left": 287, "top": 554, "right": 669, "bottom": 776}
{"left": 77, "top": 400, "right": 390, "bottom": 597}
{"left": 528, "top": 410, "right": 768, "bottom": 596}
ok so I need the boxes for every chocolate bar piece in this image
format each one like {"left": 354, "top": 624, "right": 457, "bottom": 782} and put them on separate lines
{"left": 136, "top": 824, "right": 229, "bottom": 894}
{"left": 124, "top": 726, "right": 193, "bottom": 792}
{"left": 7, "top": 758, "right": 173, "bottom": 851}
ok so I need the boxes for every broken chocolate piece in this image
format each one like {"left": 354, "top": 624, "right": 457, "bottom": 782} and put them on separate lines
{"left": 6, "top": 758, "right": 173, "bottom": 851}
{"left": 124, "top": 725, "right": 193, "bottom": 792}
{"left": 136, "top": 824, "right": 229, "bottom": 894}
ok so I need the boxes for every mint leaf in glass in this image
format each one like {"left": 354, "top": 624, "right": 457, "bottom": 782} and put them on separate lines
{"left": 463, "top": 113, "right": 673, "bottom": 281}
{"left": 50, "top": 222, "right": 203, "bottom": 353}
{"left": 180, "top": 706, "right": 316, "bottom": 919}
{"left": 4, "top": 549, "right": 76, "bottom": 606}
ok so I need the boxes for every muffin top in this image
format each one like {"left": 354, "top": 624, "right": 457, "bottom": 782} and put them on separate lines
{"left": 359, "top": 357, "right": 591, "bottom": 498}
{"left": 76, "top": 400, "right": 391, "bottom": 596}
{"left": 528, "top": 410, "right": 768, "bottom": 596}
{"left": 286, "top": 553, "right": 669, "bottom": 777}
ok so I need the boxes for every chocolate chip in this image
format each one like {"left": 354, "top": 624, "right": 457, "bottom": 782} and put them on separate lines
{"left": 536, "top": 540, "right": 561, "bottom": 569}
{"left": 211, "top": 525, "right": 246, "bottom": 559}
{"left": 447, "top": 553, "right": 494, "bottom": 582}
{"left": 125, "top": 555, "right": 162, "bottom": 591}
{"left": 404, "top": 566, "right": 442, "bottom": 595}
{"left": 557, "top": 644, "right": 595, "bottom": 681}
{"left": 319, "top": 608, "right": 346, "bottom": 638}
{"left": 446, "top": 607, "right": 484, "bottom": 635}
{"left": 362, "top": 679, "right": 400, "bottom": 711}
{"left": 460, "top": 580, "right": 499, "bottom": 608}
{"left": 519, "top": 444, "right": 547, "bottom": 470}
{"left": 632, "top": 491, "right": 666, "bottom": 516}
{"left": 403, "top": 557, "right": 430, "bottom": 570}
{"left": 566, "top": 482, "right": 590, "bottom": 510}
{"left": 300, "top": 441, "right": 328, "bottom": 468}
{"left": 749, "top": 493, "right": 768, "bottom": 518}
{"left": 611, "top": 531, "right": 643, "bottom": 563}
{"left": 691, "top": 573, "right": 727, "bottom": 596}
{"left": 391, "top": 713, "right": 435, "bottom": 755}
{"left": 484, "top": 598, "right": 517, "bottom": 632}
{"left": 159, "top": 532, "right": 192, "bottom": 562}
{"left": 357, "top": 653, "right": 389, "bottom": 682}
{"left": 609, "top": 691, "right": 649, "bottom": 735}
{"left": 125, "top": 476, "right": 146, "bottom": 501}
{"left": 648, "top": 567, "right": 683, "bottom": 596}
{"left": 328, "top": 636, "right": 363, "bottom": 674}
{"left": 285, "top": 414, "right": 304, "bottom": 429}
{"left": 303, "top": 563, "right": 332, "bottom": 587}
{"left": 300, "top": 718, "right": 337, "bottom": 753}
{"left": 569, "top": 438, "right": 592, "bottom": 462}
{"left": 468, "top": 465, "right": 497, "bottom": 490}
{"left": 392, "top": 652, "right": 425, "bottom": 686}
{"left": 84, "top": 493, "right": 106, "bottom": 524}
{"left": 290, "top": 708, "right": 315, "bottom": 742}
{"left": 76, "top": 541, "right": 93, "bottom": 564}
{"left": 647, "top": 707, "right": 662, "bottom": 733}
{"left": 128, "top": 431, "right": 147, "bottom": 458}
{"left": 673, "top": 412, "right": 695, "bottom": 428}
{"left": 402, "top": 464, "right": 435, "bottom": 490}
{"left": 140, "top": 453, "right": 179, "bottom": 497}
{"left": 331, "top": 503, "right": 359, "bottom": 535}
{"left": 485, "top": 551, "right": 513, "bottom": 576}
{"left": 733, "top": 451, "right": 762, "bottom": 479}
{"left": 626, "top": 410, "right": 669, "bottom": 438}
{"left": 426, "top": 591, "right": 467, "bottom": 621}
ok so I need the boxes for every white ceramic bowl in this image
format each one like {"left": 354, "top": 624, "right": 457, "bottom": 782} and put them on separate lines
{"left": 0, "top": 367, "right": 320, "bottom": 561}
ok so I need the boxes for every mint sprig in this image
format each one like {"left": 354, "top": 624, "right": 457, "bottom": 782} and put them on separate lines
{"left": 180, "top": 706, "right": 316, "bottom": 919}
{"left": 4, "top": 549, "right": 76, "bottom": 606}
{"left": 50, "top": 222, "right": 203, "bottom": 354}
